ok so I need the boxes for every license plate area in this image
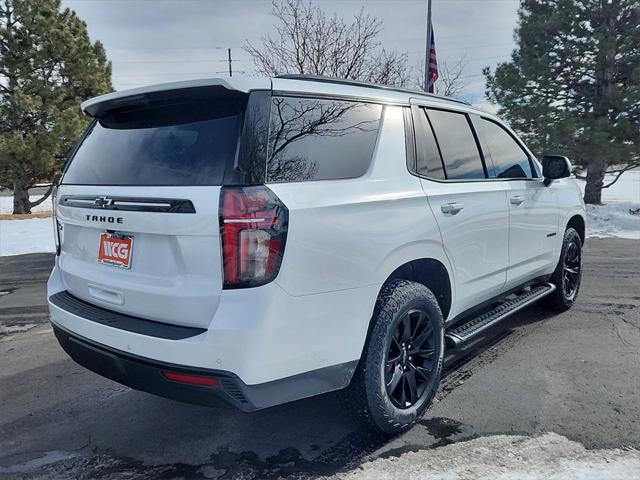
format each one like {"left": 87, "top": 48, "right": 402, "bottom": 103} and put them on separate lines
{"left": 98, "top": 232, "right": 133, "bottom": 269}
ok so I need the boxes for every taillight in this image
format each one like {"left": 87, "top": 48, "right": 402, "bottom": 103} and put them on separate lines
{"left": 220, "top": 186, "right": 288, "bottom": 288}
{"left": 51, "top": 185, "right": 61, "bottom": 256}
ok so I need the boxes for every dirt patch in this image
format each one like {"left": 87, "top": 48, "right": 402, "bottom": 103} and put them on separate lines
{"left": 0, "top": 212, "right": 52, "bottom": 221}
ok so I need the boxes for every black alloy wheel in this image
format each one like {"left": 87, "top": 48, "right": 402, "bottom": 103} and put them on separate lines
{"left": 385, "top": 309, "right": 436, "bottom": 409}
{"left": 542, "top": 227, "right": 583, "bottom": 311}
{"left": 563, "top": 238, "right": 581, "bottom": 301}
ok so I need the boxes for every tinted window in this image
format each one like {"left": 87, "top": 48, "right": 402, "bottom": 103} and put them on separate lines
{"left": 426, "top": 109, "right": 486, "bottom": 179}
{"left": 267, "top": 97, "right": 382, "bottom": 183}
{"left": 476, "top": 118, "right": 533, "bottom": 178}
{"left": 414, "top": 108, "right": 445, "bottom": 179}
{"left": 63, "top": 96, "right": 245, "bottom": 186}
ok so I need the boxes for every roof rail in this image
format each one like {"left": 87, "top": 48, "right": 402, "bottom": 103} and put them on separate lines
{"left": 275, "top": 74, "right": 471, "bottom": 106}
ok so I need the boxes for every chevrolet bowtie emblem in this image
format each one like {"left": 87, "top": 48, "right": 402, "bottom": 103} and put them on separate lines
{"left": 94, "top": 197, "right": 113, "bottom": 208}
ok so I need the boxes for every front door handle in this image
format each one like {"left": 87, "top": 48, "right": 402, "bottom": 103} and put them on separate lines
{"left": 441, "top": 202, "right": 464, "bottom": 215}
{"left": 510, "top": 195, "right": 525, "bottom": 205}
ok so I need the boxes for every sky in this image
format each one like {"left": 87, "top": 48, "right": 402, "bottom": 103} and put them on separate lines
{"left": 60, "top": 0, "right": 521, "bottom": 108}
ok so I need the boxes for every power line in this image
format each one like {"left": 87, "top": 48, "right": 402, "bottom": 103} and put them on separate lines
{"left": 111, "top": 59, "right": 253, "bottom": 64}
{"left": 110, "top": 46, "right": 243, "bottom": 77}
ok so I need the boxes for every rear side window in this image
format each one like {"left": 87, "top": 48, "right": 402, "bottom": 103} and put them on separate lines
{"left": 475, "top": 118, "right": 533, "bottom": 178}
{"left": 266, "top": 97, "right": 382, "bottom": 183}
{"left": 426, "top": 109, "right": 486, "bottom": 180}
{"left": 414, "top": 107, "right": 446, "bottom": 179}
{"left": 63, "top": 94, "right": 245, "bottom": 186}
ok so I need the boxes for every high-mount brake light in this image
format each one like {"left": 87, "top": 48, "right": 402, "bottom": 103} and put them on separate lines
{"left": 219, "top": 186, "right": 288, "bottom": 288}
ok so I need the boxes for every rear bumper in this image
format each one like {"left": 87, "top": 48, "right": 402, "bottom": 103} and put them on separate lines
{"left": 53, "top": 323, "right": 357, "bottom": 411}
{"left": 53, "top": 324, "right": 249, "bottom": 409}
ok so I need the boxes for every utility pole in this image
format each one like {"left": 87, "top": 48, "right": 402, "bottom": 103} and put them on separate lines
{"left": 424, "top": 0, "right": 432, "bottom": 92}
{"left": 228, "top": 48, "right": 233, "bottom": 77}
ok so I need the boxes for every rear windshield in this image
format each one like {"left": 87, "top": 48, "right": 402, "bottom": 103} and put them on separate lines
{"left": 62, "top": 94, "right": 245, "bottom": 186}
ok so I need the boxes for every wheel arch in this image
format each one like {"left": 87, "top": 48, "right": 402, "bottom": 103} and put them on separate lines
{"left": 566, "top": 214, "right": 586, "bottom": 245}
{"left": 383, "top": 258, "right": 452, "bottom": 320}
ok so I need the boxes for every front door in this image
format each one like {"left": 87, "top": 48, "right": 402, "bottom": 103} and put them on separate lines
{"left": 505, "top": 180, "right": 559, "bottom": 287}
{"left": 470, "top": 115, "right": 559, "bottom": 288}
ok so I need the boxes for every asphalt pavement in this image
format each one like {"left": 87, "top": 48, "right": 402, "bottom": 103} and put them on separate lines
{"left": 0, "top": 238, "right": 639, "bottom": 479}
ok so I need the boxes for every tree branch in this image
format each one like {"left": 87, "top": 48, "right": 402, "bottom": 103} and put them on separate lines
{"left": 243, "top": 0, "right": 411, "bottom": 86}
{"left": 603, "top": 162, "right": 640, "bottom": 189}
{"left": 28, "top": 182, "right": 56, "bottom": 208}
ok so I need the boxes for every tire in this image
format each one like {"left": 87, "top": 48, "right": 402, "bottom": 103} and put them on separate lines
{"left": 542, "top": 227, "right": 583, "bottom": 311}
{"left": 341, "top": 280, "right": 445, "bottom": 434}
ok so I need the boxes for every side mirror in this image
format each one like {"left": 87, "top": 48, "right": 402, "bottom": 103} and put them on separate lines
{"left": 541, "top": 155, "right": 571, "bottom": 185}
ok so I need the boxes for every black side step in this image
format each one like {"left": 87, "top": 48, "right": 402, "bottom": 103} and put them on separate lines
{"left": 445, "top": 283, "right": 556, "bottom": 347}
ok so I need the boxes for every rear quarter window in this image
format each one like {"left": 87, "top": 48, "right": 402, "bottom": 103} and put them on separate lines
{"left": 266, "top": 96, "right": 383, "bottom": 183}
{"left": 412, "top": 107, "right": 446, "bottom": 180}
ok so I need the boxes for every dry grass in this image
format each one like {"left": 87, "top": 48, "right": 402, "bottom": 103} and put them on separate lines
{"left": 0, "top": 211, "right": 52, "bottom": 221}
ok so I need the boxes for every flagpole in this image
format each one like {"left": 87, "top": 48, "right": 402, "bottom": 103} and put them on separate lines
{"left": 424, "top": 0, "right": 432, "bottom": 92}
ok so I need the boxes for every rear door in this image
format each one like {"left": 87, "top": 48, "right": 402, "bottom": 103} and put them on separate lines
{"left": 55, "top": 87, "right": 251, "bottom": 329}
{"left": 472, "top": 116, "right": 559, "bottom": 287}
{"left": 411, "top": 105, "right": 510, "bottom": 315}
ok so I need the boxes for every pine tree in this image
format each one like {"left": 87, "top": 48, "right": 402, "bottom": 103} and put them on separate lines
{"left": 0, "top": 0, "right": 112, "bottom": 214}
{"left": 484, "top": 0, "right": 639, "bottom": 204}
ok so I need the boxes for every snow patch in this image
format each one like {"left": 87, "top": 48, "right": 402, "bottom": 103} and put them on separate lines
{"left": 0, "top": 451, "right": 80, "bottom": 475}
{"left": 0, "top": 195, "right": 52, "bottom": 214}
{"left": 328, "top": 433, "right": 640, "bottom": 480}
{"left": 0, "top": 218, "right": 55, "bottom": 256}
{"left": 574, "top": 169, "right": 639, "bottom": 239}
{"left": 0, "top": 323, "right": 37, "bottom": 336}
{"left": 586, "top": 202, "right": 640, "bottom": 239}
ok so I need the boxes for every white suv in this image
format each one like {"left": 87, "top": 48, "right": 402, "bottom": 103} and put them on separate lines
{"left": 48, "top": 75, "right": 586, "bottom": 433}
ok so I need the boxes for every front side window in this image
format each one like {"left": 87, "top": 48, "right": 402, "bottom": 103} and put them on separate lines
{"left": 476, "top": 118, "right": 533, "bottom": 179}
{"left": 266, "top": 97, "right": 382, "bottom": 183}
{"left": 426, "top": 109, "right": 486, "bottom": 180}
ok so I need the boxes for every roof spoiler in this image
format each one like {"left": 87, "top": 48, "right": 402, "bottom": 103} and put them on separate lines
{"left": 81, "top": 77, "right": 271, "bottom": 117}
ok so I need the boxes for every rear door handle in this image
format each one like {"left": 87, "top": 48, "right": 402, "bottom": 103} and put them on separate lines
{"left": 510, "top": 195, "right": 525, "bottom": 205}
{"left": 441, "top": 202, "right": 464, "bottom": 215}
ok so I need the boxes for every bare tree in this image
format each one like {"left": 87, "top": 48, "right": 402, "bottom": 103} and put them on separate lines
{"left": 436, "top": 56, "right": 469, "bottom": 97}
{"left": 413, "top": 56, "right": 469, "bottom": 98}
{"left": 244, "top": 0, "right": 411, "bottom": 87}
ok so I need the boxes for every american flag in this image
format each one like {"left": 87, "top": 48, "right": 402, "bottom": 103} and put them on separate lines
{"left": 427, "top": 22, "right": 438, "bottom": 93}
